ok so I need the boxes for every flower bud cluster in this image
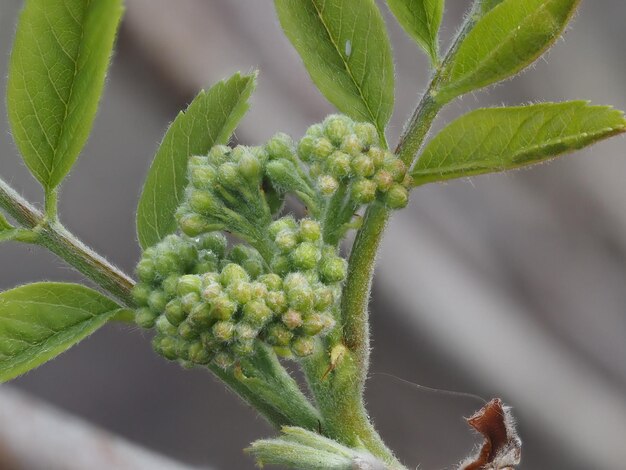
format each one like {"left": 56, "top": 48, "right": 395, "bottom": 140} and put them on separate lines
{"left": 297, "top": 115, "right": 411, "bottom": 209}
{"left": 133, "top": 220, "right": 344, "bottom": 368}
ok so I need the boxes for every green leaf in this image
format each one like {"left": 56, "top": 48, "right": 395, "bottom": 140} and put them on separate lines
{"left": 386, "top": 0, "right": 444, "bottom": 63}
{"left": 136, "top": 73, "right": 256, "bottom": 250}
{"left": 480, "top": 0, "right": 505, "bottom": 14}
{"left": 0, "top": 213, "right": 12, "bottom": 232}
{"left": 274, "top": 0, "right": 394, "bottom": 145}
{"left": 7, "top": 0, "right": 124, "bottom": 191}
{"left": 412, "top": 102, "right": 626, "bottom": 185}
{"left": 437, "top": 0, "right": 580, "bottom": 103}
{"left": 0, "top": 283, "right": 128, "bottom": 382}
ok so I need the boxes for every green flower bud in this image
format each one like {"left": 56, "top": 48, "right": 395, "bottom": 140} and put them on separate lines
{"left": 155, "top": 316, "right": 177, "bottom": 336}
{"left": 165, "top": 299, "right": 186, "bottom": 326}
{"left": 178, "top": 320, "right": 198, "bottom": 340}
{"left": 233, "top": 339, "right": 255, "bottom": 356}
{"left": 328, "top": 151, "right": 351, "bottom": 178}
{"left": 311, "top": 137, "right": 334, "bottom": 160}
{"left": 258, "top": 273, "right": 282, "bottom": 291}
{"left": 132, "top": 283, "right": 151, "bottom": 306}
{"left": 275, "top": 229, "right": 298, "bottom": 253}
{"left": 351, "top": 155, "right": 375, "bottom": 178}
{"left": 266, "top": 133, "right": 295, "bottom": 160}
{"left": 302, "top": 313, "right": 333, "bottom": 336}
{"left": 266, "top": 290, "right": 287, "bottom": 313}
{"left": 354, "top": 122, "right": 378, "bottom": 148}
{"left": 287, "top": 287, "right": 314, "bottom": 312}
{"left": 241, "top": 258, "right": 264, "bottom": 281}
{"left": 314, "top": 287, "right": 335, "bottom": 311}
{"left": 194, "top": 252, "right": 220, "bottom": 275}
{"left": 250, "top": 282, "right": 269, "bottom": 299}
{"left": 373, "top": 169, "right": 394, "bottom": 193}
{"left": 187, "top": 342, "right": 211, "bottom": 364}
{"left": 265, "top": 324, "right": 293, "bottom": 347}
{"left": 290, "top": 242, "right": 321, "bottom": 270}
{"left": 351, "top": 179, "right": 377, "bottom": 204}
{"left": 148, "top": 290, "right": 168, "bottom": 312}
{"left": 297, "top": 135, "right": 316, "bottom": 162}
{"left": 228, "top": 281, "right": 253, "bottom": 304}
{"left": 309, "top": 162, "right": 323, "bottom": 179}
{"left": 210, "top": 294, "right": 237, "bottom": 320}
{"left": 319, "top": 256, "right": 348, "bottom": 284}
{"left": 269, "top": 217, "right": 298, "bottom": 239}
{"left": 188, "top": 302, "right": 212, "bottom": 328}
{"left": 153, "top": 335, "right": 178, "bottom": 360}
{"left": 324, "top": 115, "right": 353, "bottom": 144}
{"left": 340, "top": 134, "right": 363, "bottom": 157}
{"left": 220, "top": 263, "right": 250, "bottom": 286}
{"left": 236, "top": 323, "right": 259, "bottom": 342}
{"left": 368, "top": 147, "right": 386, "bottom": 168}
{"left": 181, "top": 292, "right": 201, "bottom": 313}
{"left": 177, "top": 275, "right": 203, "bottom": 296}
{"left": 283, "top": 273, "right": 308, "bottom": 292}
{"left": 190, "top": 165, "right": 217, "bottom": 189}
{"left": 213, "top": 352, "right": 235, "bottom": 370}
{"left": 201, "top": 281, "right": 222, "bottom": 301}
{"left": 136, "top": 259, "right": 156, "bottom": 284}
{"left": 384, "top": 157, "right": 407, "bottom": 182}
{"left": 270, "top": 255, "right": 290, "bottom": 276}
{"left": 188, "top": 189, "right": 220, "bottom": 215}
{"left": 197, "top": 233, "right": 227, "bottom": 257}
{"left": 291, "top": 337, "right": 316, "bottom": 357}
{"left": 218, "top": 162, "right": 241, "bottom": 189}
{"left": 306, "top": 123, "right": 324, "bottom": 138}
{"left": 135, "top": 307, "right": 157, "bottom": 329}
{"left": 282, "top": 310, "right": 303, "bottom": 330}
{"left": 189, "top": 155, "right": 209, "bottom": 167}
{"left": 243, "top": 299, "right": 272, "bottom": 327}
{"left": 213, "top": 321, "right": 236, "bottom": 343}
{"left": 161, "top": 275, "right": 179, "bottom": 297}
{"left": 208, "top": 145, "right": 230, "bottom": 165}
{"left": 238, "top": 152, "right": 262, "bottom": 181}
{"left": 299, "top": 219, "right": 321, "bottom": 242}
{"left": 178, "top": 213, "right": 217, "bottom": 237}
{"left": 317, "top": 175, "right": 339, "bottom": 196}
{"left": 384, "top": 184, "right": 409, "bottom": 209}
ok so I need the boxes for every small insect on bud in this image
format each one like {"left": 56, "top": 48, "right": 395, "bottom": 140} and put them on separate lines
{"left": 275, "top": 229, "right": 299, "bottom": 253}
{"left": 311, "top": 137, "right": 335, "bottom": 160}
{"left": 220, "top": 263, "right": 250, "bottom": 286}
{"left": 324, "top": 114, "right": 353, "bottom": 145}
{"left": 351, "top": 154, "right": 375, "bottom": 177}
{"left": 319, "top": 256, "right": 348, "bottom": 284}
{"left": 212, "top": 321, "right": 236, "bottom": 343}
{"left": 165, "top": 299, "right": 186, "bottom": 326}
{"left": 282, "top": 309, "right": 303, "bottom": 330}
{"left": 317, "top": 175, "right": 339, "bottom": 196}
{"left": 266, "top": 132, "right": 296, "bottom": 160}
{"left": 384, "top": 184, "right": 409, "bottom": 209}
{"left": 290, "top": 242, "right": 321, "bottom": 270}
{"left": 340, "top": 134, "right": 363, "bottom": 157}
{"left": 210, "top": 295, "right": 237, "bottom": 321}
{"left": 328, "top": 151, "right": 352, "bottom": 178}
{"left": 135, "top": 307, "right": 158, "bottom": 329}
{"left": 299, "top": 219, "right": 321, "bottom": 242}
{"left": 132, "top": 283, "right": 151, "bottom": 306}
{"left": 291, "top": 337, "right": 316, "bottom": 357}
{"left": 265, "top": 324, "right": 293, "bottom": 347}
{"left": 353, "top": 122, "right": 378, "bottom": 148}
{"left": 351, "top": 179, "right": 378, "bottom": 204}
{"left": 243, "top": 299, "right": 273, "bottom": 327}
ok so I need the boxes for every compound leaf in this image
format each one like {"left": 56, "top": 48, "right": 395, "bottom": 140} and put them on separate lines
{"left": 275, "top": 0, "right": 394, "bottom": 145}
{"left": 0, "top": 283, "right": 128, "bottom": 382}
{"left": 437, "top": 0, "right": 580, "bottom": 103}
{"left": 412, "top": 102, "right": 626, "bottom": 185}
{"left": 387, "top": 0, "right": 444, "bottom": 63}
{"left": 7, "top": 0, "right": 124, "bottom": 190}
{"left": 136, "top": 72, "right": 256, "bottom": 249}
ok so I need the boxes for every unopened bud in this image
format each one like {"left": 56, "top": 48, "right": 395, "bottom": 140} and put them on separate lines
{"left": 319, "top": 256, "right": 348, "bottom": 284}
{"left": 351, "top": 179, "right": 377, "bottom": 204}
{"left": 291, "top": 337, "right": 316, "bottom": 357}
{"left": 324, "top": 115, "right": 353, "bottom": 144}
{"left": 282, "top": 310, "right": 303, "bottom": 330}
{"left": 384, "top": 184, "right": 409, "bottom": 209}
{"left": 135, "top": 307, "right": 157, "bottom": 328}
{"left": 290, "top": 242, "right": 321, "bottom": 270}
{"left": 317, "top": 175, "right": 339, "bottom": 196}
{"left": 354, "top": 122, "right": 378, "bottom": 148}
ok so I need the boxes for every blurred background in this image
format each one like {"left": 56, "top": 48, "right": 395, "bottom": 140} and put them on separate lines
{"left": 0, "top": 1, "right": 625, "bottom": 468}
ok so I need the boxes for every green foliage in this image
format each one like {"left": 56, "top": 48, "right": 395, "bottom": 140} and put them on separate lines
{"left": 274, "top": 0, "right": 394, "bottom": 145}
{"left": 0, "top": 283, "right": 128, "bottom": 382}
{"left": 248, "top": 426, "right": 382, "bottom": 470}
{"left": 136, "top": 73, "right": 256, "bottom": 249}
{"left": 437, "top": 0, "right": 581, "bottom": 103}
{"left": 386, "top": 0, "right": 444, "bottom": 63}
{"left": 480, "top": 0, "right": 505, "bottom": 14}
{"left": 7, "top": 0, "right": 123, "bottom": 192}
{"left": 412, "top": 102, "right": 626, "bottom": 185}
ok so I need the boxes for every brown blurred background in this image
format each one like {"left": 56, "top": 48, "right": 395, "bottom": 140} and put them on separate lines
{"left": 0, "top": 1, "right": 625, "bottom": 468}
